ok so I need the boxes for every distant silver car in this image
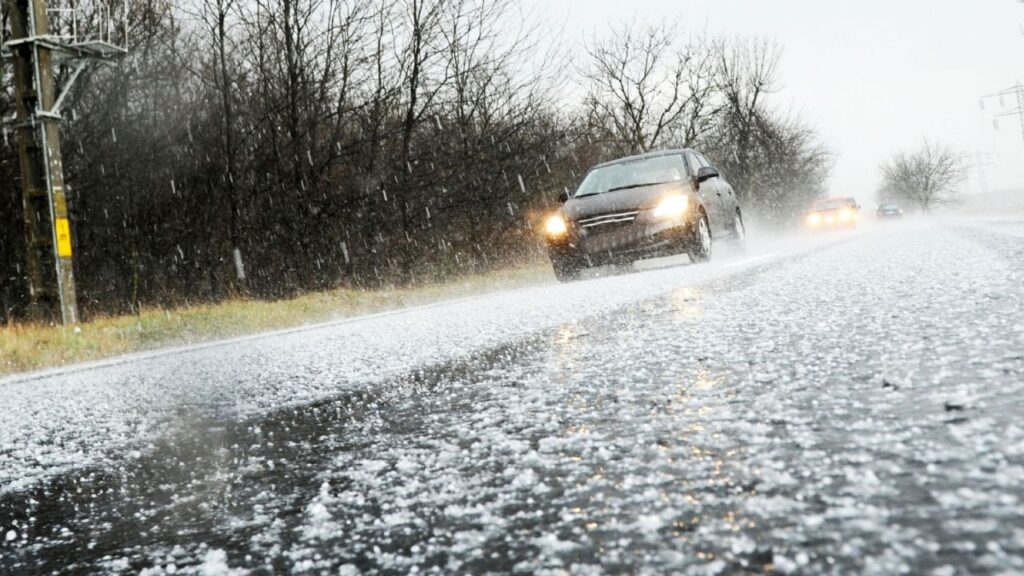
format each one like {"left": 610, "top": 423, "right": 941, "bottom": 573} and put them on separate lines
{"left": 541, "top": 150, "right": 746, "bottom": 281}
{"left": 876, "top": 203, "right": 904, "bottom": 220}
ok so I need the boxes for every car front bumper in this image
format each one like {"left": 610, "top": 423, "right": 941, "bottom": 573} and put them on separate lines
{"left": 547, "top": 215, "right": 695, "bottom": 266}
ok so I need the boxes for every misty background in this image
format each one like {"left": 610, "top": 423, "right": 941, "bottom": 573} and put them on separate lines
{"left": 2, "top": 0, "right": 1022, "bottom": 323}
{"left": 546, "top": 0, "right": 1024, "bottom": 199}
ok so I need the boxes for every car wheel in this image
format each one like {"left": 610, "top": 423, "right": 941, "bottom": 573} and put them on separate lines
{"left": 688, "top": 213, "right": 712, "bottom": 263}
{"left": 730, "top": 210, "right": 746, "bottom": 244}
{"left": 551, "top": 255, "right": 584, "bottom": 282}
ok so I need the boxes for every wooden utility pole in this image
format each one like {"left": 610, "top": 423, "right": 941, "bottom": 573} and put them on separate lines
{"left": 5, "top": 0, "right": 125, "bottom": 324}
{"left": 8, "top": 0, "right": 77, "bottom": 323}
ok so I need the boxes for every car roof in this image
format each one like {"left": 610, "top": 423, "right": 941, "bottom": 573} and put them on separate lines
{"left": 592, "top": 149, "right": 695, "bottom": 170}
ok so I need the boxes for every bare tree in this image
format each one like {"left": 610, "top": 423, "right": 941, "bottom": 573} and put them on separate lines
{"left": 880, "top": 141, "right": 966, "bottom": 211}
{"left": 177, "top": 0, "right": 247, "bottom": 292}
{"left": 714, "top": 38, "right": 782, "bottom": 193}
{"left": 580, "top": 20, "right": 719, "bottom": 155}
{"left": 432, "top": 0, "right": 555, "bottom": 271}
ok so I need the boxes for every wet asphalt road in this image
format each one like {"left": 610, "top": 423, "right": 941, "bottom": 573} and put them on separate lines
{"left": 2, "top": 220, "right": 1024, "bottom": 575}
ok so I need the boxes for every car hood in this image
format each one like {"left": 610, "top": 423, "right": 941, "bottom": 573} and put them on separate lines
{"left": 563, "top": 182, "right": 687, "bottom": 221}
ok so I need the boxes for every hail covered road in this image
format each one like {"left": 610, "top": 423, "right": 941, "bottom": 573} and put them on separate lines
{"left": 2, "top": 219, "right": 1024, "bottom": 575}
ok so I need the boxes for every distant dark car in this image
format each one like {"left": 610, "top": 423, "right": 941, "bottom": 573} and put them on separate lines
{"left": 876, "top": 203, "right": 904, "bottom": 220}
{"left": 804, "top": 196, "right": 860, "bottom": 230}
{"left": 542, "top": 149, "right": 745, "bottom": 281}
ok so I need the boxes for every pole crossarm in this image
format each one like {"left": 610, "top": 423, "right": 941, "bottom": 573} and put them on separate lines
{"left": 50, "top": 59, "right": 87, "bottom": 115}
{"left": 3, "top": 35, "right": 126, "bottom": 60}
{"left": 980, "top": 88, "right": 1020, "bottom": 99}
{"left": 992, "top": 109, "right": 1024, "bottom": 118}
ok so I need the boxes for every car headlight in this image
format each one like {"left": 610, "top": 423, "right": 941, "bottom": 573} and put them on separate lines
{"left": 545, "top": 214, "right": 568, "bottom": 237}
{"left": 807, "top": 213, "right": 821, "bottom": 226}
{"left": 838, "top": 208, "right": 854, "bottom": 222}
{"left": 653, "top": 195, "right": 689, "bottom": 219}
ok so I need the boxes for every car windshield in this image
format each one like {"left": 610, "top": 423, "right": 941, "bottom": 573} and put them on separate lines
{"left": 575, "top": 155, "right": 687, "bottom": 197}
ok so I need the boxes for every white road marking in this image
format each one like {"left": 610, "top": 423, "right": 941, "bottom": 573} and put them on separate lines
{"left": 724, "top": 253, "right": 778, "bottom": 268}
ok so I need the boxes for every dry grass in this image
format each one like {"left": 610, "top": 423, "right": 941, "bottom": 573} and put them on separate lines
{"left": 0, "top": 264, "right": 552, "bottom": 376}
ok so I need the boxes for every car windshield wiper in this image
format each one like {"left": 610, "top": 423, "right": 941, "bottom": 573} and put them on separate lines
{"left": 606, "top": 181, "right": 672, "bottom": 193}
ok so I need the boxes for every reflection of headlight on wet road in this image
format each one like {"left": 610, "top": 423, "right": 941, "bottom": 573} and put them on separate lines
{"left": 653, "top": 195, "right": 689, "bottom": 219}
{"left": 545, "top": 214, "right": 568, "bottom": 237}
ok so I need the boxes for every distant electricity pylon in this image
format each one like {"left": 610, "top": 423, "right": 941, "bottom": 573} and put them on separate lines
{"left": 2, "top": 0, "right": 127, "bottom": 324}
{"left": 980, "top": 83, "right": 1024, "bottom": 141}
{"left": 971, "top": 151, "right": 997, "bottom": 195}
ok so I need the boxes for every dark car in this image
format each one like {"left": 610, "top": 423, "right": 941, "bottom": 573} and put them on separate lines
{"left": 803, "top": 196, "right": 860, "bottom": 230}
{"left": 542, "top": 149, "right": 745, "bottom": 281}
{"left": 876, "top": 203, "right": 904, "bottom": 220}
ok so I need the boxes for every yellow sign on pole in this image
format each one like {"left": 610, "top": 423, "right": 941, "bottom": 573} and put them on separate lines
{"left": 55, "top": 218, "right": 73, "bottom": 257}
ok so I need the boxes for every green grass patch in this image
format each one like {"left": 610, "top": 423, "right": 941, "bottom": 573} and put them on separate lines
{"left": 1, "top": 264, "right": 552, "bottom": 376}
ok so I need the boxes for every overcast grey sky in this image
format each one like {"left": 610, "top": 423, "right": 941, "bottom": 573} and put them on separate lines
{"left": 540, "top": 0, "right": 1024, "bottom": 201}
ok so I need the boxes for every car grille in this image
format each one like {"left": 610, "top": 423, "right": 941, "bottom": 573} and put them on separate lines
{"left": 577, "top": 210, "right": 640, "bottom": 229}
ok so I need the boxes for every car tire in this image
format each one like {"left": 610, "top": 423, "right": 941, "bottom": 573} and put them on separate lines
{"left": 688, "top": 213, "right": 712, "bottom": 263}
{"left": 728, "top": 210, "right": 747, "bottom": 248}
{"left": 551, "top": 255, "right": 585, "bottom": 282}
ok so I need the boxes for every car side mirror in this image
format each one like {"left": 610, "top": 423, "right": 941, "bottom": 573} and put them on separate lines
{"left": 558, "top": 191, "right": 570, "bottom": 203}
{"left": 696, "top": 166, "right": 718, "bottom": 183}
